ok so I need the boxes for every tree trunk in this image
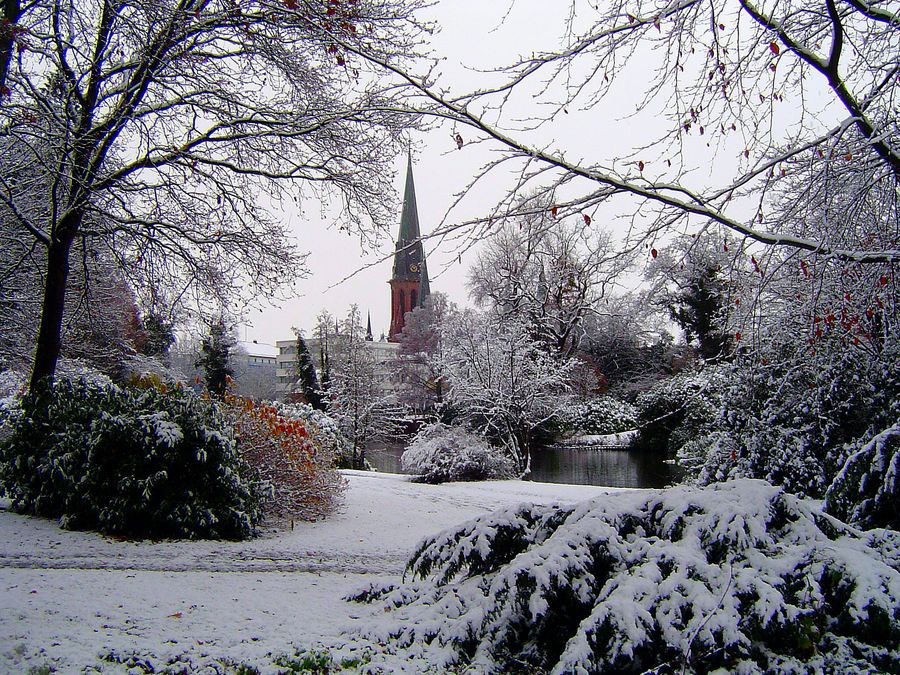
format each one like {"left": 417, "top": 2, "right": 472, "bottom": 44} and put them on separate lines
{"left": 0, "top": 0, "right": 21, "bottom": 95}
{"left": 29, "top": 229, "right": 76, "bottom": 391}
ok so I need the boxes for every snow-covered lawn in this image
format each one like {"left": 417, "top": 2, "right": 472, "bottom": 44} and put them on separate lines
{"left": 0, "top": 471, "right": 619, "bottom": 673}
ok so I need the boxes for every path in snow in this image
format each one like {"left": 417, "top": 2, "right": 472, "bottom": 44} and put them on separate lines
{"left": 0, "top": 471, "right": 621, "bottom": 672}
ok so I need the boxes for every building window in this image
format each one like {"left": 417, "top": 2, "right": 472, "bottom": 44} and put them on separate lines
{"left": 399, "top": 289, "right": 406, "bottom": 314}
{"left": 411, "top": 289, "right": 418, "bottom": 310}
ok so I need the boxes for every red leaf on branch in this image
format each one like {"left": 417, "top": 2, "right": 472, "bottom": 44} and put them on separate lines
{"left": 650, "top": 248, "right": 658, "bottom": 258}
{"left": 638, "top": 160, "right": 644, "bottom": 172}
{"left": 583, "top": 214, "right": 591, "bottom": 225}
{"left": 550, "top": 206, "right": 558, "bottom": 218}
{"left": 880, "top": 275, "right": 889, "bottom": 285}
{"left": 454, "top": 133, "right": 463, "bottom": 150}
{"left": 769, "top": 41, "right": 780, "bottom": 56}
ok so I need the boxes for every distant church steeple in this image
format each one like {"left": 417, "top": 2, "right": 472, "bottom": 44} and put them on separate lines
{"left": 388, "top": 153, "right": 430, "bottom": 341}
{"left": 366, "top": 311, "right": 373, "bottom": 341}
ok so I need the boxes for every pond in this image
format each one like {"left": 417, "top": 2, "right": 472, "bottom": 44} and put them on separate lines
{"left": 365, "top": 441, "right": 681, "bottom": 489}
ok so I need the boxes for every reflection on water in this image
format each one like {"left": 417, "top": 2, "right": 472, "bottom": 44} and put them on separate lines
{"left": 530, "top": 446, "right": 680, "bottom": 488}
{"left": 365, "top": 442, "right": 406, "bottom": 474}
{"left": 365, "top": 442, "right": 680, "bottom": 489}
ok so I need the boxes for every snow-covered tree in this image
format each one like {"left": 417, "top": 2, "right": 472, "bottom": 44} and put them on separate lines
{"left": 293, "top": 332, "right": 322, "bottom": 410}
{"left": 468, "top": 202, "right": 630, "bottom": 359}
{"left": 581, "top": 293, "right": 677, "bottom": 395}
{"left": 0, "top": 208, "right": 144, "bottom": 376}
{"left": 314, "top": 310, "right": 335, "bottom": 398}
{"left": 382, "top": 1, "right": 897, "bottom": 264}
{"left": 440, "top": 309, "right": 573, "bottom": 477}
{"left": 1, "top": 0, "right": 426, "bottom": 391}
{"left": 396, "top": 292, "right": 452, "bottom": 412}
{"left": 195, "top": 317, "right": 234, "bottom": 400}
{"left": 646, "top": 232, "right": 748, "bottom": 362}
{"left": 326, "top": 305, "right": 398, "bottom": 470}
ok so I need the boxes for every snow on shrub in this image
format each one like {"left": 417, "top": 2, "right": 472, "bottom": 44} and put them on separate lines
{"left": 825, "top": 423, "right": 900, "bottom": 531}
{"left": 275, "top": 401, "right": 353, "bottom": 469}
{"left": 0, "top": 378, "right": 264, "bottom": 539}
{"left": 401, "top": 423, "right": 516, "bottom": 483}
{"left": 560, "top": 396, "right": 638, "bottom": 436}
{"left": 352, "top": 480, "right": 900, "bottom": 674}
{"left": 633, "top": 366, "right": 727, "bottom": 454}
{"left": 681, "top": 336, "right": 900, "bottom": 514}
{"left": 229, "top": 396, "right": 345, "bottom": 520}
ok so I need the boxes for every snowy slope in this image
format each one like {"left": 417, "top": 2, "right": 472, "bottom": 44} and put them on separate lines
{"left": 0, "top": 471, "right": 620, "bottom": 672}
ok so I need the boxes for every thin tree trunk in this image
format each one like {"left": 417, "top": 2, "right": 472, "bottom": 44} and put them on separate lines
{"left": 0, "top": 0, "right": 21, "bottom": 95}
{"left": 29, "top": 227, "right": 76, "bottom": 391}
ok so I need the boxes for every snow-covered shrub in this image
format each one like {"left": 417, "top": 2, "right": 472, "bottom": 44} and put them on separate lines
{"left": 633, "top": 366, "right": 727, "bottom": 453}
{"left": 825, "top": 424, "right": 900, "bottom": 531}
{"left": 684, "top": 335, "right": 900, "bottom": 508}
{"left": 401, "top": 423, "right": 516, "bottom": 483}
{"left": 353, "top": 480, "right": 900, "bottom": 674}
{"left": 275, "top": 401, "right": 352, "bottom": 469}
{"left": 0, "top": 378, "right": 263, "bottom": 539}
{"left": 559, "top": 395, "right": 637, "bottom": 436}
{"left": 229, "top": 396, "right": 345, "bottom": 520}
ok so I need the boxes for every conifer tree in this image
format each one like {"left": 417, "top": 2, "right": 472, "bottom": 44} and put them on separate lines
{"left": 139, "top": 312, "right": 176, "bottom": 358}
{"left": 196, "top": 318, "right": 233, "bottom": 400}
{"left": 294, "top": 332, "right": 323, "bottom": 410}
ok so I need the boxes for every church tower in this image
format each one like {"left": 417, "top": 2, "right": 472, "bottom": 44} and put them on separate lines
{"left": 388, "top": 154, "right": 430, "bottom": 342}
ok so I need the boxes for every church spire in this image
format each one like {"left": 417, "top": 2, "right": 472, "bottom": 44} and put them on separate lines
{"left": 388, "top": 154, "right": 431, "bottom": 341}
{"left": 366, "top": 311, "right": 373, "bottom": 341}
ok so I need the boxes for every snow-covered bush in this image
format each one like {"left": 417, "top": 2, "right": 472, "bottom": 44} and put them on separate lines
{"left": 559, "top": 396, "right": 637, "bottom": 436}
{"left": 353, "top": 480, "right": 900, "bottom": 674}
{"left": 229, "top": 397, "right": 345, "bottom": 520}
{"left": 682, "top": 336, "right": 900, "bottom": 511}
{"left": 401, "top": 423, "right": 516, "bottom": 483}
{"left": 0, "top": 378, "right": 263, "bottom": 539}
{"left": 633, "top": 366, "right": 727, "bottom": 453}
{"left": 275, "top": 401, "right": 352, "bottom": 469}
{"left": 825, "top": 424, "right": 900, "bottom": 531}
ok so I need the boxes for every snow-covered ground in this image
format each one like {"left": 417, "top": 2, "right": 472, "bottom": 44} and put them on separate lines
{"left": 0, "top": 471, "right": 622, "bottom": 673}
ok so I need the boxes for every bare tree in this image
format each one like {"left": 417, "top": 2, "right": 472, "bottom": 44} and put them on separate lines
{"left": 440, "top": 308, "right": 573, "bottom": 477}
{"left": 326, "top": 304, "right": 398, "bottom": 469}
{"left": 362, "top": 0, "right": 897, "bottom": 264}
{"left": 396, "top": 291, "right": 452, "bottom": 412}
{"left": 0, "top": 0, "right": 425, "bottom": 391}
{"left": 468, "top": 199, "right": 632, "bottom": 358}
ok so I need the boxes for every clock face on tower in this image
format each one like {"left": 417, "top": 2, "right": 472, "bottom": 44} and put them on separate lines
{"left": 409, "top": 263, "right": 419, "bottom": 273}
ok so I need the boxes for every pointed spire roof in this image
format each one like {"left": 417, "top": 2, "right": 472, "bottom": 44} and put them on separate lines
{"left": 366, "top": 311, "right": 373, "bottom": 341}
{"left": 399, "top": 152, "right": 421, "bottom": 244}
{"left": 391, "top": 153, "right": 430, "bottom": 302}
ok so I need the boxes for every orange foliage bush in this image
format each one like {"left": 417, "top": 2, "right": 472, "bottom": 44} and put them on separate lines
{"left": 226, "top": 393, "right": 345, "bottom": 521}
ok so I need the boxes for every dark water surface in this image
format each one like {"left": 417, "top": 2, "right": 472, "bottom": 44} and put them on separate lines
{"left": 365, "top": 442, "right": 680, "bottom": 489}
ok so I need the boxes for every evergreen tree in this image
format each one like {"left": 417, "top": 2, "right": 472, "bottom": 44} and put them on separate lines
{"left": 139, "top": 312, "right": 176, "bottom": 358}
{"left": 294, "top": 332, "right": 323, "bottom": 410}
{"left": 668, "top": 264, "right": 731, "bottom": 362}
{"left": 196, "top": 318, "right": 234, "bottom": 400}
{"left": 315, "top": 310, "right": 333, "bottom": 397}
